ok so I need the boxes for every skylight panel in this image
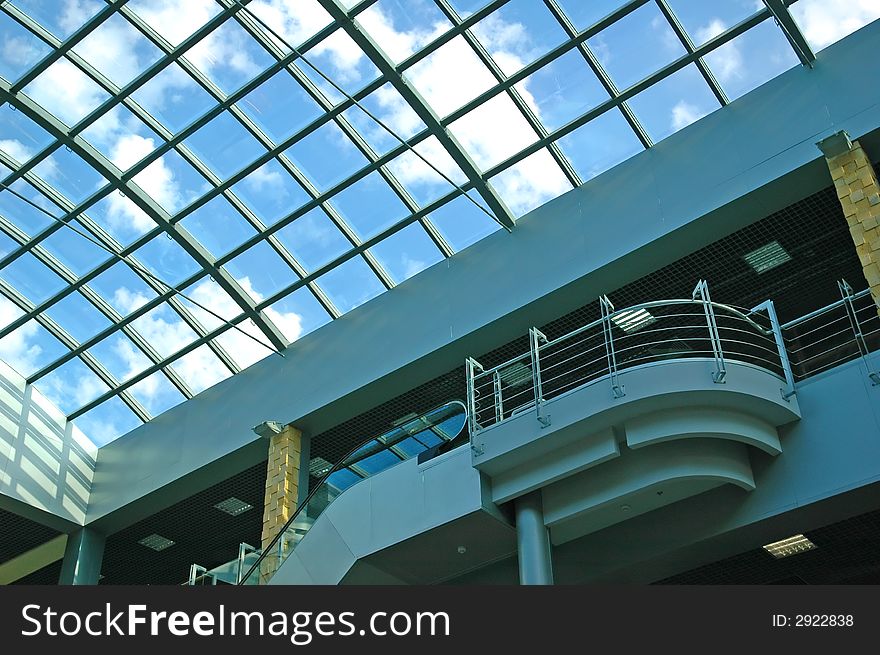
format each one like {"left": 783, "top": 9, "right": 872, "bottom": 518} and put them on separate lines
{"left": 448, "top": 94, "right": 539, "bottom": 171}
{"left": 386, "top": 135, "right": 467, "bottom": 208}
{"left": 133, "top": 235, "right": 202, "bottom": 287}
{"left": 264, "top": 287, "right": 332, "bottom": 342}
{"left": 32, "top": 146, "right": 108, "bottom": 204}
{"left": 342, "top": 83, "right": 427, "bottom": 156}
{"left": 315, "top": 255, "right": 386, "bottom": 314}
{"left": 43, "top": 290, "right": 113, "bottom": 345}
{"left": 187, "top": 18, "right": 275, "bottom": 96}
{"left": 326, "top": 468, "right": 361, "bottom": 493}
{"left": 628, "top": 64, "right": 720, "bottom": 142}
{"left": 22, "top": 57, "right": 111, "bottom": 127}
{"left": 284, "top": 120, "right": 370, "bottom": 191}
{"left": 71, "top": 12, "right": 164, "bottom": 88}
{"left": 790, "top": 0, "right": 880, "bottom": 52}
{"left": 88, "top": 333, "right": 154, "bottom": 384}
{"left": 665, "top": 0, "right": 760, "bottom": 47}
{"left": 73, "top": 395, "right": 142, "bottom": 447}
{"left": 514, "top": 50, "right": 609, "bottom": 133}
{"left": 128, "top": 0, "right": 221, "bottom": 47}
{"left": 86, "top": 192, "right": 157, "bottom": 246}
{"left": 426, "top": 194, "right": 501, "bottom": 253}
{"left": 275, "top": 207, "right": 352, "bottom": 273}
{"left": 9, "top": 0, "right": 104, "bottom": 40}
{"left": 224, "top": 239, "right": 300, "bottom": 302}
{"left": 587, "top": 2, "right": 686, "bottom": 91}
{"left": 131, "top": 148, "right": 212, "bottom": 214}
{"left": 702, "top": 19, "right": 799, "bottom": 101}
{"left": 183, "top": 111, "right": 266, "bottom": 181}
{"left": 471, "top": 0, "right": 568, "bottom": 77}
{"left": 237, "top": 70, "right": 325, "bottom": 144}
{"left": 41, "top": 226, "right": 113, "bottom": 278}
{"left": 130, "top": 303, "right": 201, "bottom": 359}
{"left": 330, "top": 171, "right": 410, "bottom": 240}
{"left": 177, "top": 278, "right": 241, "bottom": 333}
{"left": 367, "top": 221, "right": 444, "bottom": 284}
{"left": 214, "top": 319, "right": 275, "bottom": 370}
{"left": 129, "top": 369, "right": 186, "bottom": 416}
{"left": 231, "top": 159, "right": 310, "bottom": 226}
{"left": 0, "top": 10, "right": 51, "bottom": 83}
{"left": 178, "top": 195, "right": 258, "bottom": 258}
{"left": 246, "top": 0, "right": 333, "bottom": 51}
{"left": 0, "top": 251, "right": 67, "bottom": 305}
{"left": 0, "top": 104, "right": 54, "bottom": 164}
{"left": 298, "top": 28, "right": 381, "bottom": 99}
{"left": 556, "top": 107, "right": 643, "bottom": 183}
{"left": 131, "top": 63, "right": 217, "bottom": 135}
{"left": 0, "top": 179, "right": 57, "bottom": 236}
{"left": 89, "top": 261, "right": 159, "bottom": 317}
{"left": 169, "top": 344, "right": 232, "bottom": 395}
{"left": 404, "top": 35, "right": 497, "bottom": 117}
{"left": 488, "top": 148, "right": 573, "bottom": 217}
{"left": 356, "top": 0, "right": 450, "bottom": 64}
{"left": 81, "top": 104, "right": 159, "bottom": 165}
{"left": 34, "top": 356, "right": 110, "bottom": 415}
{"left": 553, "top": 0, "right": 630, "bottom": 32}
{"left": 0, "top": 316, "right": 67, "bottom": 378}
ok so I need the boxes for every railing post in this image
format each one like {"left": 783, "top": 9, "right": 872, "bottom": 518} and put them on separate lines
{"left": 600, "top": 295, "right": 625, "bottom": 398}
{"left": 236, "top": 542, "right": 257, "bottom": 584}
{"left": 752, "top": 299, "right": 796, "bottom": 400}
{"left": 693, "top": 280, "right": 727, "bottom": 383}
{"left": 529, "top": 328, "right": 551, "bottom": 427}
{"left": 465, "top": 357, "right": 484, "bottom": 435}
{"left": 838, "top": 280, "right": 880, "bottom": 385}
{"left": 493, "top": 369, "right": 503, "bottom": 424}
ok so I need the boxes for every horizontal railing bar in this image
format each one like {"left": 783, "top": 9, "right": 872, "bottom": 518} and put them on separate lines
{"left": 781, "top": 288, "right": 872, "bottom": 329}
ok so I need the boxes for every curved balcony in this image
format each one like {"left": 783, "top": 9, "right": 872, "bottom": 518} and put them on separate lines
{"left": 465, "top": 284, "right": 802, "bottom": 539}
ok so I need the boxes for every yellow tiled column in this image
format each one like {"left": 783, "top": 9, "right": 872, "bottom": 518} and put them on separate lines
{"left": 822, "top": 137, "right": 880, "bottom": 314}
{"left": 261, "top": 424, "right": 302, "bottom": 556}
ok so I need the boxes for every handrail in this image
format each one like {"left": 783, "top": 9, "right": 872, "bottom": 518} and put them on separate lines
{"left": 237, "top": 400, "right": 468, "bottom": 585}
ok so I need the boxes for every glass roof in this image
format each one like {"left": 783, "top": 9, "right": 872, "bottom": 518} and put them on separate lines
{"left": 0, "top": 0, "right": 875, "bottom": 446}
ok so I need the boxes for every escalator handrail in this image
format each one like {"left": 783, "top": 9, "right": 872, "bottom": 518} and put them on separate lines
{"left": 238, "top": 400, "right": 468, "bottom": 584}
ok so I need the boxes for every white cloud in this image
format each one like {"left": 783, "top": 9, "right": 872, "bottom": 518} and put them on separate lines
{"left": 0, "top": 139, "right": 34, "bottom": 164}
{"left": 25, "top": 58, "right": 107, "bottom": 127}
{"left": 790, "top": 0, "right": 880, "bottom": 50}
{"left": 671, "top": 100, "right": 706, "bottom": 131}
{"left": 0, "top": 297, "right": 42, "bottom": 376}
{"left": 248, "top": 0, "right": 333, "bottom": 49}
{"left": 244, "top": 163, "right": 285, "bottom": 192}
{"left": 103, "top": 134, "right": 175, "bottom": 233}
{"left": 1, "top": 36, "right": 44, "bottom": 69}
{"left": 489, "top": 149, "right": 571, "bottom": 217}
{"left": 698, "top": 19, "right": 743, "bottom": 82}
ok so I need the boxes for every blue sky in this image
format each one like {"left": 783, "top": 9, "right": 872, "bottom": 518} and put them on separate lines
{"left": 0, "top": 0, "right": 877, "bottom": 446}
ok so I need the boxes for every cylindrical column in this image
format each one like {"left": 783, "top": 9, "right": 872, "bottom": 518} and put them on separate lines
{"left": 58, "top": 527, "right": 105, "bottom": 585}
{"left": 515, "top": 491, "right": 553, "bottom": 585}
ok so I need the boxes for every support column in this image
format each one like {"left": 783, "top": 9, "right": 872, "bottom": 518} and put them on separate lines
{"left": 261, "top": 424, "right": 302, "bottom": 554}
{"left": 58, "top": 527, "right": 105, "bottom": 585}
{"left": 515, "top": 491, "right": 553, "bottom": 585}
{"left": 820, "top": 133, "right": 880, "bottom": 313}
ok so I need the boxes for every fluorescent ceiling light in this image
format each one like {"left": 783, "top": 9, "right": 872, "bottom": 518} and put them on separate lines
{"left": 498, "top": 361, "right": 532, "bottom": 387}
{"left": 762, "top": 534, "right": 816, "bottom": 559}
{"left": 309, "top": 457, "right": 334, "bottom": 477}
{"left": 214, "top": 497, "right": 253, "bottom": 517}
{"left": 744, "top": 241, "right": 792, "bottom": 274}
{"left": 611, "top": 308, "right": 656, "bottom": 333}
{"left": 138, "top": 534, "right": 175, "bottom": 551}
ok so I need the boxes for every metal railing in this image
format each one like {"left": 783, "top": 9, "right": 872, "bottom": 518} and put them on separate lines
{"left": 226, "top": 401, "right": 468, "bottom": 585}
{"left": 782, "top": 283, "right": 880, "bottom": 384}
{"left": 466, "top": 280, "right": 794, "bottom": 435}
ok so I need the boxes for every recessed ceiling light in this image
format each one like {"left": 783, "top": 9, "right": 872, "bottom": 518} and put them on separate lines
{"left": 309, "top": 457, "right": 334, "bottom": 477}
{"left": 498, "top": 361, "right": 532, "bottom": 387}
{"left": 138, "top": 534, "right": 175, "bottom": 551}
{"left": 744, "top": 241, "right": 791, "bottom": 274}
{"left": 611, "top": 308, "right": 656, "bottom": 333}
{"left": 763, "top": 534, "right": 816, "bottom": 559}
{"left": 214, "top": 497, "right": 253, "bottom": 516}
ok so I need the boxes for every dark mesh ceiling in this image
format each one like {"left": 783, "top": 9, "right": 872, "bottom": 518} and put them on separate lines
{"left": 0, "top": 507, "right": 59, "bottom": 565}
